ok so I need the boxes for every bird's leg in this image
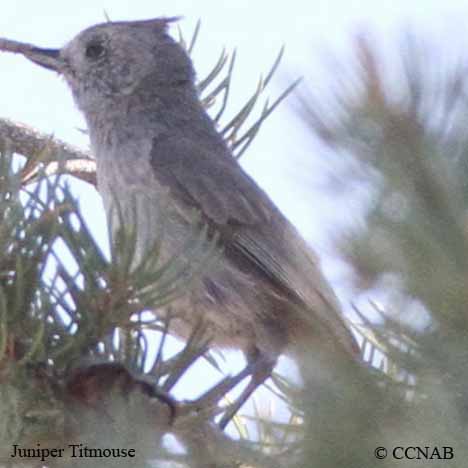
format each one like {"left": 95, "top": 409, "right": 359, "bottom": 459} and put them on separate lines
{"left": 191, "top": 364, "right": 252, "bottom": 409}
{"left": 178, "top": 349, "right": 276, "bottom": 426}
{"left": 218, "top": 350, "right": 276, "bottom": 430}
{"left": 176, "top": 363, "right": 252, "bottom": 420}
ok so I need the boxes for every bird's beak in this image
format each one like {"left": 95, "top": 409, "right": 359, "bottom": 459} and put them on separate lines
{"left": 24, "top": 47, "right": 63, "bottom": 72}
{"left": 0, "top": 38, "right": 64, "bottom": 73}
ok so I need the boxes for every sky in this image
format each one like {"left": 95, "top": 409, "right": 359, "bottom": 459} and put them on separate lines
{"left": 2, "top": 0, "right": 468, "bottom": 428}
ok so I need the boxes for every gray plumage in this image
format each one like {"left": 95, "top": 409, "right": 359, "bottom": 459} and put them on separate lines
{"left": 1, "top": 18, "right": 359, "bottom": 426}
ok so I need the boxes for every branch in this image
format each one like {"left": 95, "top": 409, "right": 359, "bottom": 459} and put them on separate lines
{"left": 0, "top": 117, "right": 96, "bottom": 186}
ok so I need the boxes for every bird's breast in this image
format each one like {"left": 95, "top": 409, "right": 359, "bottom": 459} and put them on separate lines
{"left": 94, "top": 140, "right": 191, "bottom": 265}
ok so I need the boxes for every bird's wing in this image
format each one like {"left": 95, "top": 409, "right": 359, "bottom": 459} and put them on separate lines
{"left": 151, "top": 135, "right": 272, "bottom": 226}
{"left": 150, "top": 135, "right": 358, "bottom": 355}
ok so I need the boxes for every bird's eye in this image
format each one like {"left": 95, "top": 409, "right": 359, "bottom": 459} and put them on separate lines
{"left": 85, "top": 42, "right": 106, "bottom": 60}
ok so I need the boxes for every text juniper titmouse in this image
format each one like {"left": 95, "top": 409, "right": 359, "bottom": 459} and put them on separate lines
{"left": 0, "top": 18, "right": 359, "bottom": 428}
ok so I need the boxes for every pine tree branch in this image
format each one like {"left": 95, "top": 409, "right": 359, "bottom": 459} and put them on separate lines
{"left": 0, "top": 117, "right": 96, "bottom": 186}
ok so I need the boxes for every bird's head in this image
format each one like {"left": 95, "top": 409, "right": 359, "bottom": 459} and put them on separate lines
{"left": 14, "top": 18, "right": 195, "bottom": 113}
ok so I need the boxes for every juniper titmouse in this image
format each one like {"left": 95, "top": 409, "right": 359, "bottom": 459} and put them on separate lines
{"left": 0, "top": 18, "right": 359, "bottom": 428}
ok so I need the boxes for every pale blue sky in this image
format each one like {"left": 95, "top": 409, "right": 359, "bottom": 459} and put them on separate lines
{"left": 1, "top": 0, "right": 467, "bottom": 426}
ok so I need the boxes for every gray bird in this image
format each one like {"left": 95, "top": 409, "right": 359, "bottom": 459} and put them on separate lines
{"left": 0, "top": 18, "right": 359, "bottom": 428}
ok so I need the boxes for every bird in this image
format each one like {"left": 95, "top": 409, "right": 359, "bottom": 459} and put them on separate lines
{"left": 0, "top": 18, "right": 359, "bottom": 429}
